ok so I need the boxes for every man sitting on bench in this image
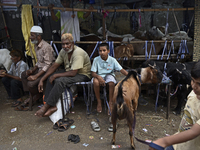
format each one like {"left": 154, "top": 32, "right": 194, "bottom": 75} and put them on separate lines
{"left": 35, "top": 33, "right": 91, "bottom": 117}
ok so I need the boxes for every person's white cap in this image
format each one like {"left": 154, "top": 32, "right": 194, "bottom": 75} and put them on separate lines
{"left": 30, "top": 26, "right": 43, "bottom": 33}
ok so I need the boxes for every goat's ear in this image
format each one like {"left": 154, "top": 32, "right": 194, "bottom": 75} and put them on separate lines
{"left": 176, "top": 68, "right": 182, "bottom": 74}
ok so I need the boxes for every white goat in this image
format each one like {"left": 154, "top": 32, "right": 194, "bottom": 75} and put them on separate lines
{"left": 0, "top": 49, "right": 12, "bottom": 72}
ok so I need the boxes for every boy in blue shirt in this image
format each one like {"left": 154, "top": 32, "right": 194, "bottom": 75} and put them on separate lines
{"left": 91, "top": 43, "right": 128, "bottom": 114}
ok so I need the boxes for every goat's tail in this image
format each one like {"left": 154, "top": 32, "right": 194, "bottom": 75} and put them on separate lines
{"left": 116, "top": 82, "right": 125, "bottom": 116}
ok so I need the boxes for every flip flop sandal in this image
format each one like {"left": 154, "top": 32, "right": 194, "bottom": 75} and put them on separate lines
{"left": 58, "top": 123, "right": 70, "bottom": 132}
{"left": 108, "top": 123, "right": 118, "bottom": 132}
{"left": 149, "top": 142, "right": 164, "bottom": 150}
{"left": 14, "top": 105, "right": 29, "bottom": 111}
{"left": 91, "top": 121, "right": 100, "bottom": 132}
{"left": 11, "top": 101, "right": 22, "bottom": 107}
{"left": 62, "top": 118, "right": 74, "bottom": 126}
{"left": 53, "top": 119, "right": 63, "bottom": 130}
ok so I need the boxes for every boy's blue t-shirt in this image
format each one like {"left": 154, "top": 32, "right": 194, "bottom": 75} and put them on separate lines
{"left": 91, "top": 55, "right": 122, "bottom": 78}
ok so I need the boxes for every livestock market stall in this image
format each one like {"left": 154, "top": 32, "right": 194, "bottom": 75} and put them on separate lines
{"left": 0, "top": 0, "right": 198, "bottom": 120}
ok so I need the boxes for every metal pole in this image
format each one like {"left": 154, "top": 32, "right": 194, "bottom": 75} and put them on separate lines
{"left": 101, "top": 0, "right": 106, "bottom": 40}
{"left": 0, "top": 6, "right": 12, "bottom": 49}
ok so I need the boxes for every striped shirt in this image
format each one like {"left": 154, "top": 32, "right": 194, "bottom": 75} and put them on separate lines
{"left": 35, "top": 40, "right": 55, "bottom": 72}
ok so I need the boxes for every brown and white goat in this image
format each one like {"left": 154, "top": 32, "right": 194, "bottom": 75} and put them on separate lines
{"left": 111, "top": 66, "right": 163, "bottom": 149}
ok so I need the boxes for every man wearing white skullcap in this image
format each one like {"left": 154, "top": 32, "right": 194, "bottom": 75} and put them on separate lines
{"left": 30, "top": 26, "right": 43, "bottom": 34}
{"left": 16, "top": 25, "right": 55, "bottom": 111}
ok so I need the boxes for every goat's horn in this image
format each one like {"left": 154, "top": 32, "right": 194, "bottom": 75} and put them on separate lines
{"left": 148, "top": 64, "right": 154, "bottom": 68}
{"left": 176, "top": 68, "right": 182, "bottom": 74}
{"left": 183, "top": 63, "right": 186, "bottom": 70}
{"left": 154, "top": 62, "right": 156, "bottom": 67}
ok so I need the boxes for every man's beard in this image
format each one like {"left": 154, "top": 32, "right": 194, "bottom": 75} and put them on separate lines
{"left": 67, "top": 47, "right": 73, "bottom": 53}
{"left": 31, "top": 40, "right": 38, "bottom": 44}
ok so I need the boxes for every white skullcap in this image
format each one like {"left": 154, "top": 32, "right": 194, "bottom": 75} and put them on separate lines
{"left": 30, "top": 26, "right": 43, "bottom": 33}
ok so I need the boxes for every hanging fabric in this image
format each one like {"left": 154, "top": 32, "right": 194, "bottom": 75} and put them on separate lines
{"left": 21, "top": 5, "right": 37, "bottom": 65}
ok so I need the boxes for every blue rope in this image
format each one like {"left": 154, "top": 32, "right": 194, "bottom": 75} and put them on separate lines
{"left": 108, "top": 41, "right": 114, "bottom": 57}
{"left": 177, "top": 40, "right": 189, "bottom": 59}
{"left": 161, "top": 40, "right": 167, "bottom": 60}
{"left": 155, "top": 83, "right": 160, "bottom": 112}
{"left": 90, "top": 41, "right": 101, "bottom": 59}
{"left": 148, "top": 40, "right": 156, "bottom": 59}
{"left": 145, "top": 41, "right": 148, "bottom": 60}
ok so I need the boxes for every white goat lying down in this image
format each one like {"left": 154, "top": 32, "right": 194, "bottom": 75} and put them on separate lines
{"left": 0, "top": 49, "right": 12, "bottom": 71}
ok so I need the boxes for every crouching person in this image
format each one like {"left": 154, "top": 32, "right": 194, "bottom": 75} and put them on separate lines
{"left": 0, "top": 49, "right": 29, "bottom": 106}
{"left": 35, "top": 33, "right": 91, "bottom": 118}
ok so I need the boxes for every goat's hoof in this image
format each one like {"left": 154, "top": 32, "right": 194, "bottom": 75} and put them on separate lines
{"left": 131, "top": 144, "right": 135, "bottom": 149}
{"left": 111, "top": 139, "right": 115, "bottom": 145}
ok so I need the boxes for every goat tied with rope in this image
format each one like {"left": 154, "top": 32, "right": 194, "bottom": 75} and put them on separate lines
{"left": 111, "top": 65, "right": 163, "bottom": 149}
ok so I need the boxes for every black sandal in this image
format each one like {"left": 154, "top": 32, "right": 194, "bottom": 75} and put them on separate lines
{"left": 11, "top": 101, "right": 22, "bottom": 107}
{"left": 53, "top": 119, "right": 63, "bottom": 130}
{"left": 57, "top": 118, "right": 74, "bottom": 132}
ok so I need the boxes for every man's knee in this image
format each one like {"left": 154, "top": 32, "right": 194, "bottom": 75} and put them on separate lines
{"left": 21, "top": 71, "right": 27, "bottom": 79}
{"left": 10, "top": 79, "right": 19, "bottom": 86}
{"left": 108, "top": 82, "right": 115, "bottom": 87}
{"left": 27, "top": 81, "right": 37, "bottom": 88}
{"left": 1, "top": 77, "right": 7, "bottom": 84}
{"left": 93, "top": 78, "right": 100, "bottom": 86}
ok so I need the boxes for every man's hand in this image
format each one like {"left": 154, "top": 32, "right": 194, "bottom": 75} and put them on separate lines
{"left": 38, "top": 80, "right": 44, "bottom": 93}
{"left": 27, "top": 75, "right": 37, "bottom": 81}
{"left": 0, "top": 70, "right": 6, "bottom": 77}
{"left": 49, "top": 74, "right": 57, "bottom": 84}
{"left": 0, "top": 70, "right": 6, "bottom": 74}
{"left": 88, "top": 5, "right": 94, "bottom": 10}
{"left": 48, "top": 4, "right": 54, "bottom": 11}
{"left": 97, "top": 76, "right": 106, "bottom": 86}
{"left": 26, "top": 70, "right": 33, "bottom": 76}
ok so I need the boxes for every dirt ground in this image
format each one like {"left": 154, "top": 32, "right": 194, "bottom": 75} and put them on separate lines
{"left": 0, "top": 80, "right": 182, "bottom": 150}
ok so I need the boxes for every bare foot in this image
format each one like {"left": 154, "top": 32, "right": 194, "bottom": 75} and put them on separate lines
{"left": 43, "top": 106, "right": 57, "bottom": 117}
{"left": 35, "top": 103, "right": 51, "bottom": 117}
{"left": 97, "top": 103, "right": 102, "bottom": 113}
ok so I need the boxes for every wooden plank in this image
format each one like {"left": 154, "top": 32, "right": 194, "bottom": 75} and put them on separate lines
{"left": 0, "top": 3, "right": 195, "bottom": 12}
{"left": 47, "top": 40, "right": 192, "bottom": 44}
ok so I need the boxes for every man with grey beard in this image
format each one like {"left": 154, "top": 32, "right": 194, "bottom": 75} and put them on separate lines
{"left": 16, "top": 26, "right": 55, "bottom": 111}
{"left": 35, "top": 33, "right": 91, "bottom": 120}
